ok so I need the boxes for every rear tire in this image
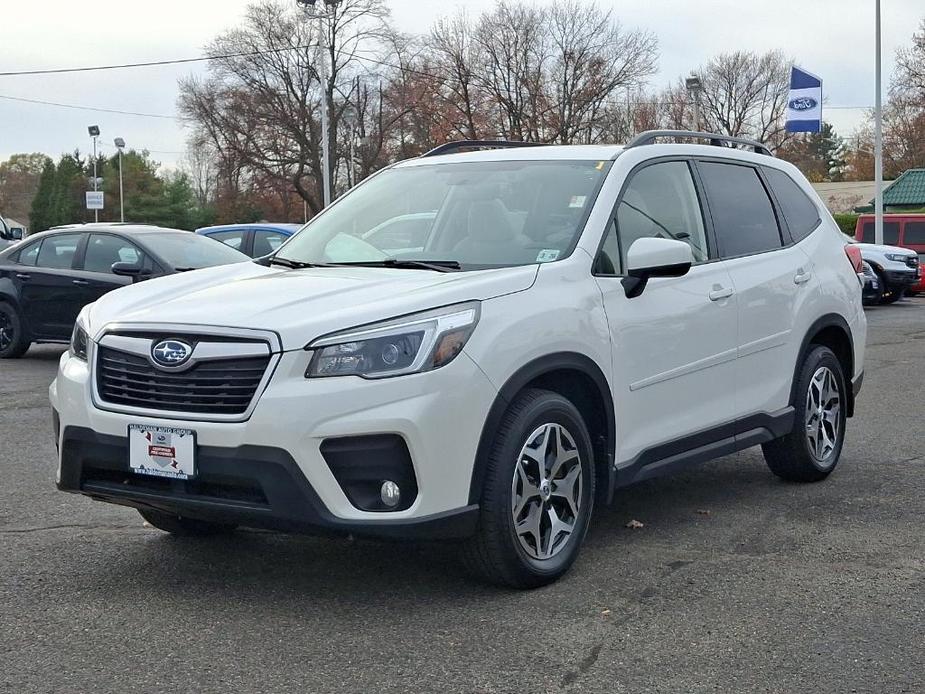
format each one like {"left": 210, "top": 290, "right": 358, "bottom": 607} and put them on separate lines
{"left": 139, "top": 508, "right": 237, "bottom": 536}
{"left": 763, "top": 346, "right": 847, "bottom": 483}
{"left": 462, "top": 388, "right": 595, "bottom": 589}
{"left": 0, "top": 302, "right": 29, "bottom": 359}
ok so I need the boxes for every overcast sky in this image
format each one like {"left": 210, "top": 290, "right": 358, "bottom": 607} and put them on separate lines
{"left": 1, "top": 0, "right": 922, "bottom": 168}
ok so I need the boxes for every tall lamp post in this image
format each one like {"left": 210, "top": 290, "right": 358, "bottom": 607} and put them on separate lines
{"left": 874, "top": 0, "right": 884, "bottom": 245}
{"left": 297, "top": 0, "right": 340, "bottom": 209}
{"left": 88, "top": 125, "right": 100, "bottom": 222}
{"left": 685, "top": 75, "right": 703, "bottom": 132}
{"left": 114, "top": 138, "right": 126, "bottom": 222}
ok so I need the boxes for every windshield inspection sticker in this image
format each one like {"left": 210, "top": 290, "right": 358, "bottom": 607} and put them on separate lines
{"left": 568, "top": 195, "right": 587, "bottom": 208}
{"left": 536, "top": 249, "right": 560, "bottom": 263}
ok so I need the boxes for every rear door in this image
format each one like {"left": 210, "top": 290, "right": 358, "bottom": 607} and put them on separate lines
{"left": 19, "top": 233, "right": 86, "bottom": 339}
{"left": 697, "top": 161, "right": 814, "bottom": 421}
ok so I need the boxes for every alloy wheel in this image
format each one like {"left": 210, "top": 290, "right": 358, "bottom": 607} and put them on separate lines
{"left": 804, "top": 366, "right": 841, "bottom": 465}
{"left": 511, "top": 422, "right": 583, "bottom": 560}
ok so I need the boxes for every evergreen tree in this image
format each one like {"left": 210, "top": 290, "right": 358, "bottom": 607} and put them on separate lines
{"left": 29, "top": 159, "right": 57, "bottom": 232}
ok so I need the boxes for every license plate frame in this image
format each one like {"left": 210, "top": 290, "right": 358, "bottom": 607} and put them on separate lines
{"left": 128, "top": 424, "right": 196, "bottom": 480}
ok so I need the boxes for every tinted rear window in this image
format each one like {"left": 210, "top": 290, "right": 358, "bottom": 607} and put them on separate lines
{"left": 903, "top": 221, "right": 925, "bottom": 245}
{"left": 763, "top": 168, "right": 820, "bottom": 242}
{"left": 698, "top": 162, "right": 782, "bottom": 257}
{"left": 861, "top": 221, "right": 900, "bottom": 245}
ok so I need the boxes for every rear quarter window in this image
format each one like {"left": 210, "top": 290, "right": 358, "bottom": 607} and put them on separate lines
{"left": 763, "top": 168, "right": 821, "bottom": 242}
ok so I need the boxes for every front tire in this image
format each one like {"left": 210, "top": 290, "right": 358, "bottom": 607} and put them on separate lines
{"left": 139, "top": 508, "right": 237, "bottom": 536}
{"left": 463, "top": 388, "right": 595, "bottom": 588}
{"left": 876, "top": 271, "right": 903, "bottom": 304}
{"left": 763, "top": 346, "right": 847, "bottom": 482}
{"left": 0, "top": 302, "right": 30, "bottom": 359}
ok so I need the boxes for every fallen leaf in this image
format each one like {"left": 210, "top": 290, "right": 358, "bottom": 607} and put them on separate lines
{"left": 625, "top": 519, "right": 644, "bottom": 529}
{"left": 142, "top": 521, "right": 153, "bottom": 529}
{"left": 695, "top": 509, "right": 711, "bottom": 516}
{"left": 601, "top": 609, "right": 611, "bottom": 616}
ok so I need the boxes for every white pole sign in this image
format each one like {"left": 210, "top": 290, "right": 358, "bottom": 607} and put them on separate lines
{"left": 86, "top": 191, "right": 104, "bottom": 210}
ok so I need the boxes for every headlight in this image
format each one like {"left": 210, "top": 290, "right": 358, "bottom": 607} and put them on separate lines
{"left": 69, "top": 322, "right": 89, "bottom": 361}
{"left": 306, "top": 302, "right": 480, "bottom": 378}
{"left": 885, "top": 253, "right": 910, "bottom": 262}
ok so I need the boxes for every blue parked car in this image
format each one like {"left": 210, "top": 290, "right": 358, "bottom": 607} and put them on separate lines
{"left": 195, "top": 223, "right": 301, "bottom": 258}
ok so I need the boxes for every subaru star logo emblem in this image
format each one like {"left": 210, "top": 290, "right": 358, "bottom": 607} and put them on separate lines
{"left": 151, "top": 339, "right": 193, "bottom": 367}
{"left": 789, "top": 96, "right": 817, "bottom": 112}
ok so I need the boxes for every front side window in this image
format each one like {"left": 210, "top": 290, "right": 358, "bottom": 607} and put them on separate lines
{"left": 861, "top": 221, "right": 900, "bottom": 245}
{"left": 36, "top": 234, "right": 81, "bottom": 269}
{"left": 252, "top": 231, "right": 288, "bottom": 257}
{"left": 699, "top": 162, "right": 782, "bottom": 257}
{"left": 615, "top": 160, "right": 709, "bottom": 265}
{"left": 84, "top": 234, "right": 142, "bottom": 273}
{"left": 275, "top": 160, "right": 611, "bottom": 270}
{"left": 763, "top": 167, "right": 821, "bottom": 242}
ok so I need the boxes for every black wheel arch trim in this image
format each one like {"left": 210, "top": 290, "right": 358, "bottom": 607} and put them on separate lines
{"left": 791, "top": 313, "right": 856, "bottom": 417}
{"left": 467, "top": 352, "right": 615, "bottom": 506}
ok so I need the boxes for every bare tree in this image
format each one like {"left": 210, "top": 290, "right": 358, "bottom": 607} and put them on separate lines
{"left": 895, "top": 18, "right": 925, "bottom": 99}
{"left": 693, "top": 50, "right": 791, "bottom": 147}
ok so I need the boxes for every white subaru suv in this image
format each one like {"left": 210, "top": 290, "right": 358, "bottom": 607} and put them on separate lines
{"left": 51, "top": 131, "right": 866, "bottom": 588}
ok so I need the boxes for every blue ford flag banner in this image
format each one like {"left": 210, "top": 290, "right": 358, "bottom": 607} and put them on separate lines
{"left": 786, "top": 66, "right": 823, "bottom": 133}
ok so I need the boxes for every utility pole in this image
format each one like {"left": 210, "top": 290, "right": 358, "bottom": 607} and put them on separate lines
{"left": 297, "top": 0, "right": 339, "bottom": 209}
{"left": 114, "top": 137, "right": 125, "bottom": 222}
{"left": 874, "top": 0, "right": 884, "bottom": 245}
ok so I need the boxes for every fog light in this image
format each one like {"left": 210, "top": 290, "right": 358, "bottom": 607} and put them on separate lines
{"left": 380, "top": 480, "right": 401, "bottom": 508}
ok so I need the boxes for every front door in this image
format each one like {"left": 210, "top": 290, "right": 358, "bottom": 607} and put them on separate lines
{"left": 594, "top": 160, "right": 739, "bottom": 465}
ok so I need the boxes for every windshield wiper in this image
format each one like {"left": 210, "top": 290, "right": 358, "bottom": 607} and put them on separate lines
{"left": 331, "top": 259, "right": 462, "bottom": 272}
{"left": 266, "top": 256, "right": 329, "bottom": 269}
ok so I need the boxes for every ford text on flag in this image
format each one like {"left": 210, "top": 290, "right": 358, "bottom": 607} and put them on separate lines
{"left": 786, "top": 66, "right": 822, "bottom": 133}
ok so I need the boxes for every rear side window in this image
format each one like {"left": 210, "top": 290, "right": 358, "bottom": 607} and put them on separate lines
{"left": 698, "top": 162, "right": 782, "bottom": 257}
{"left": 16, "top": 241, "right": 41, "bottom": 266}
{"left": 861, "top": 222, "right": 900, "bottom": 245}
{"left": 208, "top": 230, "right": 247, "bottom": 251}
{"left": 763, "top": 168, "right": 820, "bottom": 242}
{"left": 36, "top": 234, "right": 81, "bottom": 269}
{"left": 903, "top": 221, "right": 925, "bottom": 245}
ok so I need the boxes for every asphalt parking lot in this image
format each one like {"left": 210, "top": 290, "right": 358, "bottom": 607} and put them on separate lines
{"left": 1, "top": 300, "right": 923, "bottom": 694}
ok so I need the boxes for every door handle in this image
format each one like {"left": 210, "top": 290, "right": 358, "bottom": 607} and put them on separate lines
{"left": 794, "top": 269, "right": 812, "bottom": 285}
{"left": 15, "top": 272, "right": 31, "bottom": 280}
{"left": 72, "top": 279, "right": 89, "bottom": 286}
{"left": 709, "top": 286, "right": 734, "bottom": 301}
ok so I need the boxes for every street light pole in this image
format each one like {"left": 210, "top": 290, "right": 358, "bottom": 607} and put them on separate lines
{"left": 297, "top": 0, "right": 339, "bottom": 209}
{"left": 88, "top": 125, "right": 100, "bottom": 223}
{"left": 874, "top": 0, "right": 884, "bottom": 245}
{"left": 685, "top": 76, "right": 703, "bottom": 132}
{"left": 114, "top": 137, "right": 126, "bottom": 222}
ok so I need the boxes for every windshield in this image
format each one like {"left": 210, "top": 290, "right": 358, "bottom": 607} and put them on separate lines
{"left": 143, "top": 232, "right": 249, "bottom": 269}
{"left": 276, "top": 160, "right": 611, "bottom": 270}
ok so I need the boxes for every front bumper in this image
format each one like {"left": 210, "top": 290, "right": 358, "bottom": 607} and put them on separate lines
{"left": 57, "top": 426, "right": 478, "bottom": 539}
{"left": 51, "top": 346, "right": 498, "bottom": 533}
{"left": 883, "top": 268, "right": 920, "bottom": 286}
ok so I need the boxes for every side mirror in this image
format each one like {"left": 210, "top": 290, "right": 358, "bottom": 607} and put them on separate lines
{"left": 9, "top": 228, "right": 23, "bottom": 241}
{"left": 622, "top": 237, "right": 693, "bottom": 298}
{"left": 111, "top": 261, "right": 152, "bottom": 282}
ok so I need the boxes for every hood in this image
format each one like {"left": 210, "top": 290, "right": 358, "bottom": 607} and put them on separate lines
{"left": 854, "top": 242, "right": 916, "bottom": 256}
{"left": 86, "top": 261, "right": 538, "bottom": 350}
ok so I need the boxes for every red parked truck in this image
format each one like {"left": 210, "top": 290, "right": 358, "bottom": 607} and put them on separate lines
{"left": 855, "top": 214, "right": 925, "bottom": 295}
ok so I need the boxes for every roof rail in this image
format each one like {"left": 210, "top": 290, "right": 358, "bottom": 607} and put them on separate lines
{"left": 625, "top": 130, "right": 773, "bottom": 157}
{"left": 422, "top": 140, "right": 547, "bottom": 157}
